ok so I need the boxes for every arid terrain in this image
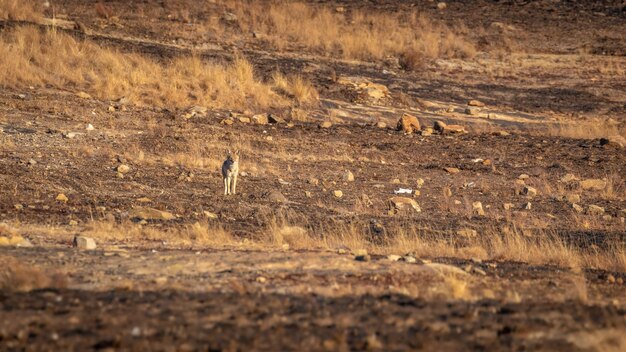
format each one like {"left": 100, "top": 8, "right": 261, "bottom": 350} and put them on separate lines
{"left": 1, "top": 0, "right": 625, "bottom": 351}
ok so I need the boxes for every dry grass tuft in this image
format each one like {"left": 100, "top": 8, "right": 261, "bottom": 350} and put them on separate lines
{"left": 272, "top": 72, "right": 319, "bottom": 107}
{"left": 0, "top": 26, "right": 287, "bottom": 110}
{"left": 230, "top": 1, "right": 475, "bottom": 63}
{"left": 0, "top": 0, "right": 40, "bottom": 21}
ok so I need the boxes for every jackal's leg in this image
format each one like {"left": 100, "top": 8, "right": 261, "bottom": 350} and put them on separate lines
{"left": 232, "top": 174, "right": 238, "bottom": 195}
{"left": 224, "top": 177, "right": 229, "bottom": 195}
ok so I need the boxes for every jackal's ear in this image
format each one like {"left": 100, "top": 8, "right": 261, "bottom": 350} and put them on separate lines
{"left": 235, "top": 149, "right": 240, "bottom": 155}
{"left": 227, "top": 149, "right": 232, "bottom": 157}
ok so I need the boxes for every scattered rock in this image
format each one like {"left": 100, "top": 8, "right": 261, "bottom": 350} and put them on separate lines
{"left": 468, "top": 100, "right": 485, "bottom": 107}
{"left": 465, "top": 107, "right": 481, "bottom": 116}
{"left": 64, "top": 132, "right": 78, "bottom": 139}
{"left": 76, "top": 91, "right": 92, "bottom": 99}
{"left": 116, "top": 164, "right": 130, "bottom": 174}
{"left": 518, "top": 174, "right": 530, "bottom": 180}
{"left": 56, "top": 193, "right": 68, "bottom": 202}
{"left": 473, "top": 268, "right": 487, "bottom": 276}
{"left": 305, "top": 191, "right": 312, "bottom": 198}
{"left": 268, "top": 114, "right": 285, "bottom": 124}
{"left": 580, "top": 179, "right": 607, "bottom": 191}
{"left": 69, "top": 220, "right": 78, "bottom": 226}
{"left": 403, "top": 256, "right": 417, "bottom": 264}
{"left": 389, "top": 197, "right": 421, "bottom": 213}
{"left": 572, "top": 203, "right": 584, "bottom": 213}
{"left": 129, "top": 207, "right": 175, "bottom": 221}
{"left": 587, "top": 205, "right": 605, "bottom": 216}
{"left": 416, "top": 178, "right": 425, "bottom": 188}
{"left": 252, "top": 114, "right": 269, "bottom": 125}
{"left": 14, "top": 204, "right": 23, "bottom": 210}
{"left": 433, "top": 120, "right": 447, "bottom": 133}
{"left": 268, "top": 190, "right": 288, "bottom": 203}
{"left": 222, "top": 12, "right": 237, "bottom": 22}
{"left": 437, "top": 2, "right": 447, "bottom": 10}
{"left": 28, "top": 159, "right": 37, "bottom": 165}
{"left": 238, "top": 116, "right": 251, "bottom": 124}
{"left": 221, "top": 119, "right": 234, "bottom": 126}
{"left": 565, "top": 194, "right": 581, "bottom": 204}
{"left": 355, "top": 254, "right": 371, "bottom": 262}
{"left": 419, "top": 263, "right": 468, "bottom": 276}
{"left": 203, "top": 211, "right": 218, "bottom": 219}
{"left": 522, "top": 186, "right": 537, "bottom": 197}
{"left": 442, "top": 124, "right": 466, "bottom": 134}
{"left": 397, "top": 113, "right": 421, "bottom": 134}
{"left": 599, "top": 135, "right": 626, "bottom": 148}
{"left": 344, "top": 170, "right": 355, "bottom": 182}
{"left": 86, "top": 124, "right": 95, "bottom": 131}
{"left": 73, "top": 236, "right": 96, "bottom": 250}
{"left": 444, "top": 167, "right": 460, "bottom": 174}
{"left": 387, "top": 254, "right": 401, "bottom": 262}
{"left": 319, "top": 121, "right": 333, "bottom": 129}
{"left": 376, "top": 121, "right": 387, "bottom": 129}
{"left": 333, "top": 190, "right": 343, "bottom": 198}
{"left": 308, "top": 177, "right": 319, "bottom": 186}
{"left": 503, "top": 203, "right": 514, "bottom": 210}
{"left": 456, "top": 229, "right": 477, "bottom": 238}
{"left": 560, "top": 174, "right": 578, "bottom": 183}
{"left": 606, "top": 274, "right": 616, "bottom": 284}
{"left": 524, "top": 202, "right": 532, "bottom": 210}
{"left": 472, "top": 201, "right": 485, "bottom": 216}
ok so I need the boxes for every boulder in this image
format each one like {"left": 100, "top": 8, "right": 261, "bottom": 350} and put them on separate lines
{"left": 333, "top": 190, "right": 343, "bottom": 198}
{"left": 56, "top": 193, "right": 68, "bottom": 202}
{"left": 444, "top": 167, "right": 460, "bottom": 174}
{"left": 73, "top": 236, "right": 96, "bottom": 250}
{"left": 397, "top": 113, "right": 421, "bottom": 134}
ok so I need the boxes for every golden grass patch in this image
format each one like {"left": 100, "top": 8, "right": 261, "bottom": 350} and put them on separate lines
{"left": 0, "top": 26, "right": 287, "bottom": 110}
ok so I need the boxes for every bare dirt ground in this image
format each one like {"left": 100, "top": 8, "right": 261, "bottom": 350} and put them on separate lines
{"left": 1, "top": 0, "right": 626, "bottom": 351}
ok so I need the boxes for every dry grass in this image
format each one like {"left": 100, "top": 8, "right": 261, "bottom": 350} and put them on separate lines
{"left": 0, "top": 26, "right": 287, "bottom": 110}
{"left": 0, "top": 0, "right": 40, "bottom": 21}
{"left": 229, "top": 1, "right": 475, "bottom": 63}
{"left": 272, "top": 72, "right": 319, "bottom": 107}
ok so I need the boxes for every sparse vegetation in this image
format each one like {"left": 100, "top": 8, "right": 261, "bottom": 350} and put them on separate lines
{"left": 229, "top": 1, "right": 476, "bottom": 63}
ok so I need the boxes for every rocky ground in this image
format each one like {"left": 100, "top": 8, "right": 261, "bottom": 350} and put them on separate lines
{"left": 1, "top": 0, "right": 626, "bottom": 351}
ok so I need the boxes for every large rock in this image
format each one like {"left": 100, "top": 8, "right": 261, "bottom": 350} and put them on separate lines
{"left": 419, "top": 263, "right": 468, "bottom": 276}
{"left": 397, "top": 113, "right": 421, "bottom": 134}
{"left": 129, "top": 207, "right": 175, "bottom": 221}
{"left": 389, "top": 197, "right": 421, "bottom": 213}
{"left": 580, "top": 179, "right": 607, "bottom": 191}
{"left": 73, "top": 236, "right": 96, "bottom": 250}
{"left": 319, "top": 121, "right": 333, "bottom": 129}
